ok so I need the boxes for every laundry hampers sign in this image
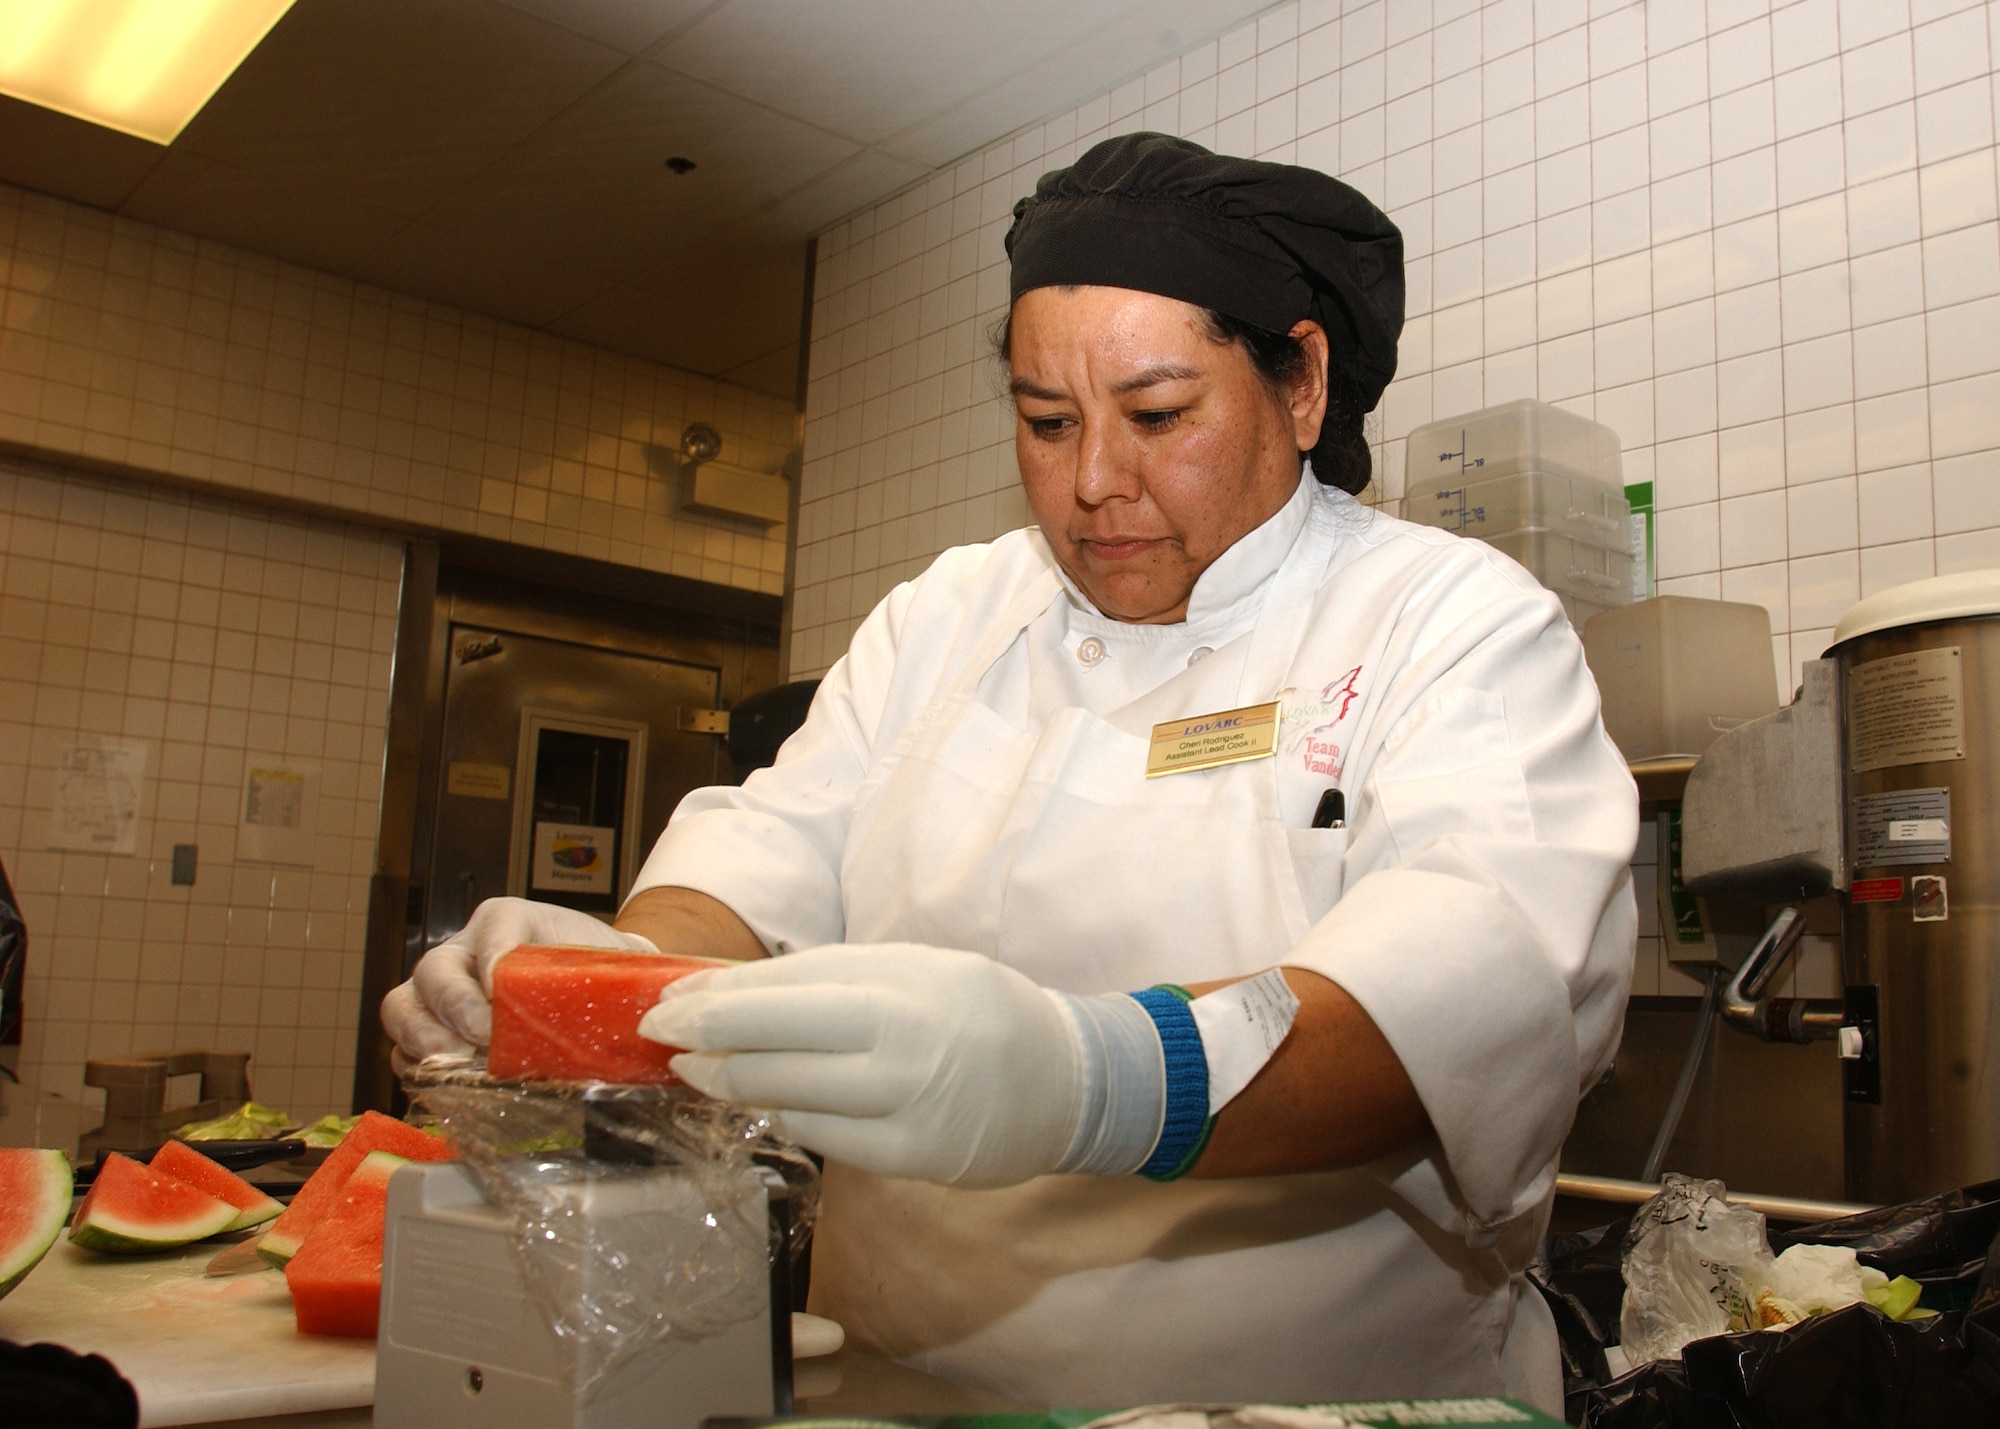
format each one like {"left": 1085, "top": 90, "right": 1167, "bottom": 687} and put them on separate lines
{"left": 531, "top": 823, "right": 615, "bottom": 895}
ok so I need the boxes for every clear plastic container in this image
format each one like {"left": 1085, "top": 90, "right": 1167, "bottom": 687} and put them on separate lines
{"left": 1399, "top": 468, "right": 1632, "bottom": 550}
{"left": 1483, "top": 527, "right": 1635, "bottom": 602}
{"left": 1404, "top": 398, "right": 1626, "bottom": 488}
{"left": 1581, "top": 596, "right": 1781, "bottom": 761}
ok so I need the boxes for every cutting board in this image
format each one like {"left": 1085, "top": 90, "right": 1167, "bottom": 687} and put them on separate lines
{"left": 0, "top": 1237, "right": 374, "bottom": 1426}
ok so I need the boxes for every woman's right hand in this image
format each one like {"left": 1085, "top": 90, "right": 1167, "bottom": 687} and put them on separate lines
{"left": 380, "top": 896, "right": 658, "bottom": 1061}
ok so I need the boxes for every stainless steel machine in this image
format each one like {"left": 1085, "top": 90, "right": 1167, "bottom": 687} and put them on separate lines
{"left": 1680, "top": 570, "right": 2000, "bottom": 1204}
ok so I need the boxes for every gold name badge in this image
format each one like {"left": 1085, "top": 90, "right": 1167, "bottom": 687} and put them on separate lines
{"left": 1145, "top": 700, "right": 1281, "bottom": 777}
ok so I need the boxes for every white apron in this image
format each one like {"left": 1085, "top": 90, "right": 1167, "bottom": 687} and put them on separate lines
{"left": 808, "top": 499, "right": 1560, "bottom": 1409}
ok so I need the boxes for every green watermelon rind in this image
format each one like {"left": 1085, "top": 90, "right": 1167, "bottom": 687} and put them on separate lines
{"left": 69, "top": 1176, "right": 239, "bottom": 1253}
{"left": 0, "top": 1149, "right": 72, "bottom": 1300}
{"left": 150, "top": 1141, "right": 285, "bottom": 1233}
{"left": 70, "top": 1201, "right": 239, "bottom": 1252}
{"left": 255, "top": 1112, "right": 449, "bottom": 1268}
{"left": 257, "top": 1227, "right": 305, "bottom": 1269}
{"left": 224, "top": 1196, "right": 284, "bottom": 1233}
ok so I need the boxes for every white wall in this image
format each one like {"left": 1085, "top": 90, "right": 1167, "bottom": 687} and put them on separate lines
{"left": 790, "top": 0, "right": 1998, "bottom": 999}
{"left": 0, "top": 455, "right": 401, "bottom": 1117}
{"left": 792, "top": 0, "right": 2000, "bottom": 684}
{"left": 0, "top": 181, "right": 796, "bottom": 595}
{"left": 0, "top": 178, "right": 801, "bottom": 1116}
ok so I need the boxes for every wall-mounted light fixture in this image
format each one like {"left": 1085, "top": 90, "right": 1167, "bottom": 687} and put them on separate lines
{"left": 675, "top": 422, "right": 787, "bottom": 527}
{"left": 0, "top": 0, "right": 299, "bottom": 145}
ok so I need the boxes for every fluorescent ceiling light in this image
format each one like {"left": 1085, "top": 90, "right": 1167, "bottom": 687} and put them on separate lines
{"left": 0, "top": 0, "right": 297, "bottom": 145}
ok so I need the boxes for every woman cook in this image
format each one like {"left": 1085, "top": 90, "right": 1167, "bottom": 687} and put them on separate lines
{"left": 384, "top": 133, "right": 1638, "bottom": 1413}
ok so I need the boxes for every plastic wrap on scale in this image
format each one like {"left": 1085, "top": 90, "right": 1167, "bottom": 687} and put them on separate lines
{"left": 404, "top": 1053, "right": 818, "bottom": 1396}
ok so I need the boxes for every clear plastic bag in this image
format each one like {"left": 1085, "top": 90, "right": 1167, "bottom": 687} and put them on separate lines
{"left": 1619, "top": 1175, "right": 1773, "bottom": 1364}
{"left": 404, "top": 1054, "right": 819, "bottom": 1396}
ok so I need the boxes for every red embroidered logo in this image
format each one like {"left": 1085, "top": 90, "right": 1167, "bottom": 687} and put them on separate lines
{"left": 1320, "top": 666, "right": 1363, "bottom": 721}
{"left": 1280, "top": 665, "right": 1367, "bottom": 780}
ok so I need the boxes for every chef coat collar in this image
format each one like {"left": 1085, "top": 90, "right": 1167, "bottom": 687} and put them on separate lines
{"left": 1053, "top": 467, "right": 1315, "bottom": 636}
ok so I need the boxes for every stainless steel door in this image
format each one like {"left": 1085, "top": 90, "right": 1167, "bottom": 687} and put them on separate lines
{"left": 419, "top": 625, "right": 721, "bottom": 955}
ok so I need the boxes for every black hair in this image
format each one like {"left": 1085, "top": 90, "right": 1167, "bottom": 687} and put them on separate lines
{"left": 1198, "top": 310, "right": 1372, "bottom": 496}
{"left": 992, "top": 308, "right": 1373, "bottom": 496}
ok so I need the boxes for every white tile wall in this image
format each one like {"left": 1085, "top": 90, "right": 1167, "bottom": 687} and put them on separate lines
{"left": 0, "top": 178, "right": 801, "bottom": 1115}
{"left": 0, "top": 454, "right": 401, "bottom": 1117}
{"left": 791, "top": 0, "right": 2000, "bottom": 998}
{"left": 0, "top": 182, "right": 797, "bottom": 596}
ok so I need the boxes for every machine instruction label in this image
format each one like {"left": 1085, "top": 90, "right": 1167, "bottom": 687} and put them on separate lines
{"left": 1852, "top": 787, "right": 1951, "bottom": 867}
{"left": 1847, "top": 647, "right": 1965, "bottom": 772}
{"left": 1849, "top": 876, "right": 1905, "bottom": 903}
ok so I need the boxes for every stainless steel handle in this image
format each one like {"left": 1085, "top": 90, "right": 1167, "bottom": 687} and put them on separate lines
{"left": 1720, "top": 904, "right": 1844, "bottom": 1043}
{"left": 1556, "top": 1172, "right": 1877, "bottom": 1224}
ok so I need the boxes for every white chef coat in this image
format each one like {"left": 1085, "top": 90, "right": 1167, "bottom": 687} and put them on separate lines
{"left": 633, "top": 471, "right": 1637, "bottom": 1411}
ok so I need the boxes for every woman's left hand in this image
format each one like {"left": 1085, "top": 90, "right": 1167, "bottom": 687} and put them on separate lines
{"left": 638, "top": 942, "right": 1087, "bottom": 1187}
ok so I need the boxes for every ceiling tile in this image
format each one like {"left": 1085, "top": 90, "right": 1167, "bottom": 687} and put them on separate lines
{"left": 876, "top": 0, "right": 1275, "bottom": 169}
{"left": 656, "top": 0, "right": 1115, "bottom": 146}
{"left": 125, "top": 0, "right": 626, "bottom": 226}
{"left": 385, "top": 60, "right": 859, "bottom": 289}
{"left": 489, "top": 0, "right": 716, "bottom": 53}
{"left": 0, "top": 0, "right": 1282, "bottom": 397}
{"left": 0, "top": 98, "right": 165, "bottom": 213}
{"left": 552, "top": 238, "right": 806, "bottom": 386}
{"left": 753, "top": 147, "right": 932, "bottom": 238}
{"left": 717, "top": 342, "right": 801, "bottom": 401}
{"left": 114, "top": 147, "right": 418, "bottom": 277}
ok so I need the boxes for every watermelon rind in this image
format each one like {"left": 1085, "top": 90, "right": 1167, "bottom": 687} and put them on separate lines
{"left": 0, "top": 1149, "right": 72, "bottom": 1300}
{"left": 285, "top": 1151, "right": 410, "bottom": 1339}
{"left": 256, "top": 1111, "right": 449, "bottom": 1268}
{"left": 150, "top": 1140, "right": 284, "bottom": 1232}
{"left": 69, "top": 1154, "right": 238, "bottom": 1253}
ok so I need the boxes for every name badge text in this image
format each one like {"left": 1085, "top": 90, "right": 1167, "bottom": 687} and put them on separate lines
{"left": 1146, "top": 700, "right": 1280, "bottom": 777}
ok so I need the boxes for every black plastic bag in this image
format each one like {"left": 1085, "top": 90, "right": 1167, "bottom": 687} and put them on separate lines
{"left": 1543, "top": 1180, "right": 2000, "bottom": 1426}
{"left": 1579, "top": 1301, "right": 2000, "bottom": 1428}
{"left": 1533, "top": 1216, "right": 1633, "bottom": 1422}
{"left": 1771, "top": 1178, "right": 2000, "bottom": 1312}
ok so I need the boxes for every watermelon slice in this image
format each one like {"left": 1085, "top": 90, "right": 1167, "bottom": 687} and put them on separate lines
{"left": 256, "top": 1110, "right": 449, "bottom": 1268}
{"left": 69, "top": 1152, "right": 237, "bottom": 1253}
{"left": 488, "top": 944, "right": 724, "bottom": 1083}
{"left": 284, "top": 1151, "right": 407, "bottom": 1338}
{"left": 151, "top": 1139, "right": 284, "bottom": 1232}
{"left": 0, "top": 1148, "right": 72, "bottom": 1298}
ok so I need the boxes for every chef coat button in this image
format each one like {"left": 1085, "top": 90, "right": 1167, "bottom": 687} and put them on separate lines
{"left": 1076, "top": 637, "right": 1106, "bottom": 667}
{"left": 1188, "top": 646, "right": 1213, "bottom": 667}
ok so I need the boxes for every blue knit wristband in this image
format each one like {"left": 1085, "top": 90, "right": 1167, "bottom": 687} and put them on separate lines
{"left": 1129, "top": 985, "right": 1215, "bottom": 1181}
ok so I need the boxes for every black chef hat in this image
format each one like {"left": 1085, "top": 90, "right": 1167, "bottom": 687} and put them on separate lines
{"left": 1005, "top": 133, "right": 1404, "bottom": 412}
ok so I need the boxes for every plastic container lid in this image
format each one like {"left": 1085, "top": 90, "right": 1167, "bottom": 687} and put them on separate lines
{"left": 1404, "top": 398, "right": 1625, "bottom": 488}
{"left": 1483, "top": 526, "right": 1634, "bottom": 599}
{"left": 1399, "top": 466, "right": 1631, "bottom": 550}
{"left": 1831, "top": 569, "right": 2000, "bottom": 645}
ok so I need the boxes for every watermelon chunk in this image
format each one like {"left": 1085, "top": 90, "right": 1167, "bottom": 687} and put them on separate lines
{"left": 151, "top": 1139, "right": 284, "bottom": 1232}
{"left": 488, "top": 944, "right": 724, "bottom": 1083}
{"left": 0, "top": 1148, "right": 72, "bottom": 1299}
{"left": 69, "top": 1152, "right": 237, "bottom": 1253}
{"left": 256, "top": 1110, "right": 449, "bottom": 1268}
{"left": 284, "top": 1151, "right": 407, "bottom": 1338}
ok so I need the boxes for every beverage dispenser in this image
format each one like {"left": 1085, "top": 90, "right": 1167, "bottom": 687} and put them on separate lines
{"left": 1679, "top": 570, "right": 2000, "bottom": 1204}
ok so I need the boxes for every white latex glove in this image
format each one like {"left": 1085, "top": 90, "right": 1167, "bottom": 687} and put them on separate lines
{"left": 637, "top": 942, "right": 1163, "bottom": 1188}
{"left": 381, "top": 896, "right": 658, "bottom": 1060}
